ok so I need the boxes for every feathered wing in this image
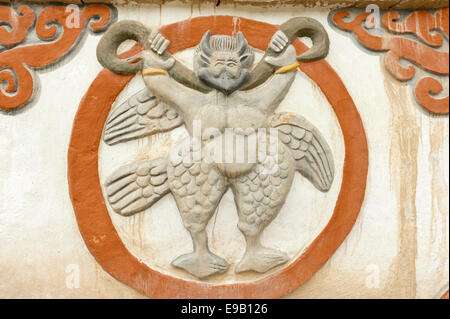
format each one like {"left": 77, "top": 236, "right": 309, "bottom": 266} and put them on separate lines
{"left": 270, "top": 112, "right": 334, "bottom": 192}
{"left": 103, "top": 88, "right": 183, "bottom": 145}
{"left": 104, "top": 158, "right": 170, "bottom": 216}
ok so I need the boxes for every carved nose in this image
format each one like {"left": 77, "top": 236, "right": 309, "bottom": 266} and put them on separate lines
{"left": 219, "top": 72, "right": 233, "bottom": 80}
{"left": 226, "top": 67, "right": 240, "bottom": 78}
{"left": 218, "top": 68, "right": 238, "bottom": 79}
{"left": 211, "top": 66, "right": 225, "bottom": 77}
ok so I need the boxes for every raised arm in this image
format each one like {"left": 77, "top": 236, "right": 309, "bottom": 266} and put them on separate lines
{"left": 243, "top": 31, "right": 298, "bottom": 114}
{"left": 141, "top": 31, "right": 206, "bottom": 121}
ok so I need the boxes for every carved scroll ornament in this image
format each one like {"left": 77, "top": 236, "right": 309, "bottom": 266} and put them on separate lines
{"left": 0, "top": 4, "right": 116, "bottom": 111}
{"left": 331, "top": 8, "right": 449, "bottom": 114}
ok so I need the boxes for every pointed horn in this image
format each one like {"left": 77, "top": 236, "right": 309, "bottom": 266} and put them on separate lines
{"left": 200, "top": 31, "right": 213, "bottom": 57}
{"left": 235, "top": 31, "right": 248, "bottom": 56}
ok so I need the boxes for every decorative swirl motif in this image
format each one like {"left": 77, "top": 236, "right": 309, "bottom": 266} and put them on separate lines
{"left": 0, "top": 5, "right": 35, "bottom": 48}
{"left": 0, "top": 4, "right": 115, "bottom": 111}
{"left": 331, "top": 8, "right": 449, "bottom": 114}
{"left": 382, "top": 9, "right": 449, "bottom": 47}
{"left": 415, "top": 77, "right": 449, "bottom": 114}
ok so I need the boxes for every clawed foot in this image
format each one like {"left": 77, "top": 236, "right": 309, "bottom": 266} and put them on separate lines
{"left": 171, "top": 251, "right": 229, "bottom": 279}
{"left": 235, "top": 245, "right": 289, "bottom": 273}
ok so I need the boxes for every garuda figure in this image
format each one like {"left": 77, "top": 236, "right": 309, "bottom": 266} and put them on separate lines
{"left": 97, "top": 17, "right": 334, "bottom": 279}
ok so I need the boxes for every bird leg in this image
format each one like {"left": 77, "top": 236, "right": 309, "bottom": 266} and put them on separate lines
{"left": 171, "top": 230, "right": 228, "bottom": 279}
{"left": 235, "top": 233, "right": 288, "bottom": 274}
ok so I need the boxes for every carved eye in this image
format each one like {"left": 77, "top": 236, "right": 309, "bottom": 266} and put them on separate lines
{"left": 226, "top": 62, "right": 237, "bottom": 67}
{"left": 240, "top": 54, "right": 250, "bottom": 64}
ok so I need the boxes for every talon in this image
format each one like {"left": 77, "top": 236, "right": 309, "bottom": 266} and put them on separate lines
{"left": 235, "top": 245, "right": 289, "bottom": 273}
{"left": 172, "top": 251, "right": 228, "bottom": 278}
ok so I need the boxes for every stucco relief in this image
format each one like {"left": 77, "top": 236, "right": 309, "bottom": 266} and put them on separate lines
{"left": 0, "top": 3, "right": 116, "bottom": 111}
{"left": 66, "top": 14, "right": 367, "bottom": 298}
{"left": 97, "top": 18, "right": 334, "bottom": 279}
{"left": 2, "top": 2, "right": 445, "bottom": 298}
{"left": 329, "top": 8, "right": 449, "bottom": 114}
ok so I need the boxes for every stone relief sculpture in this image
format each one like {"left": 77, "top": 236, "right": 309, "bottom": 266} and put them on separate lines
{"left": 97, "top": 17, "right": 335, "bottom": 279}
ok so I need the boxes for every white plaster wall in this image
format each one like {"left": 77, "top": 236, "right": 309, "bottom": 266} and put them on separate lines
{"left": 0, "top": 2, "right": 448, "bottom": 298}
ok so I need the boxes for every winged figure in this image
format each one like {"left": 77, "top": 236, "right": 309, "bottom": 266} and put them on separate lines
{"left": 97, "top": 18, "right": 334, "bottom": 279}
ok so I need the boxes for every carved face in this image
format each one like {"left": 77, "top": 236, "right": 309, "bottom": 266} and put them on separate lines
{"left": 210, "top": 51, "right": 241, "bottom": 78}
{"left": 194, "top": 31, "right": 254, "bottom": 95}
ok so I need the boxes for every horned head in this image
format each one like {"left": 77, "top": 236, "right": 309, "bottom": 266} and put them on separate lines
{"left": 96, "top": 17, "right": 330, "bottom": 92}
{"left": 194, "top": 31, "right": 255, "bottom": 95}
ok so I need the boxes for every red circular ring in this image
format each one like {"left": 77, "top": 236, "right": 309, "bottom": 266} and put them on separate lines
{"left": 68, "top": 16, "right": 368, "bottom": 298}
